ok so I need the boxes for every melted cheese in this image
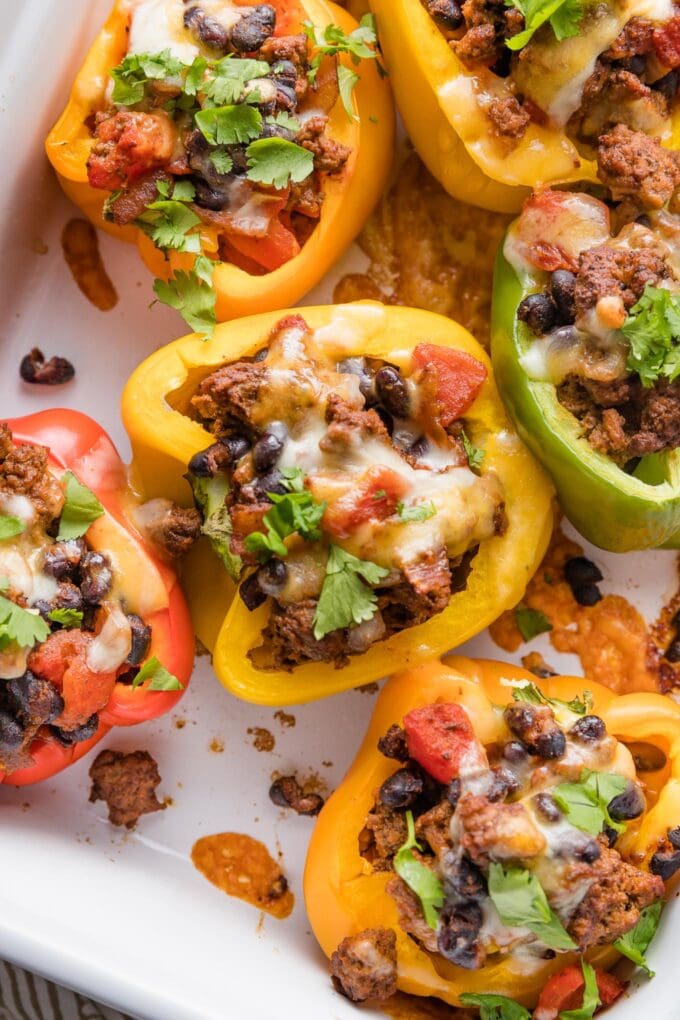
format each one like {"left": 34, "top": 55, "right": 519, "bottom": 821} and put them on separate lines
{"left": 87, "top": 603, "right": 132, "bottom": 673}
{"left": 127, "top": 0, "right": 243, "bottom": 62}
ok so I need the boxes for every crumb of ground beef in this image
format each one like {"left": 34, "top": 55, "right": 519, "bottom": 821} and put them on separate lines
{"left": 330, "top": 928, "right": 397, "bottom": 1003}
{"left": 269, "top": 775, "right": 325, "bottom": 815}
{"left": 486, "top": 97, "right": 531, "bottom": 141}
{"left": 0, "top": 430, "right": 64, "bottom": 524}
{"left": 145, "top": 501, "right": 202, "bottom": 558}
{"left": 597, "top": 125, "right": 680, "bottom": 209}
{"left": 574, "top": 244, "right": 670, "bottom": 317}
{"left": 89, "top": 749, "right": 165, "bottom": 829}
{"left": 415, "top": 799, "right": 454, "bottom": 857}
{"left": 191, "top": 361, "right": 266, "bottom": 429}
{"left": 296, "top": 116, "right": 351, "bottom": 175}
{"left": 359, "top": 802, "right": 408, "bottom": 870}
{"left": 386, "top": 876, "right": 438, "bottom": 952}
{"left": 457, "top": 792, "right": 547, "bottom": 866}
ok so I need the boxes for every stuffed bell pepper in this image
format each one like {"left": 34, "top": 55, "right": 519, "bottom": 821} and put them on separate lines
{"left": 369, "top": 0, "right": 680, "bottom": 213}
{"left": 305, "top": 655, "right": 680, "bottom": 1012}
{"left": 491, "top": 130, "right": 680, "bottom": 552}
{"left": 45, "top": 0, "right": 393, "bottom": 333}
{"left": 0, "top": 410, "right": 194, "bottom": 786}
{"left": 122, "top": 301, "right": 553, "bottom": 705}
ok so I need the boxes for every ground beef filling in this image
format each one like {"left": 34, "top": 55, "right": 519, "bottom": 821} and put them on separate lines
{"left": 351, "top": 701, "right": 666, "bottom": 983}
{"left": 89, "top": 748, "right": 166, "bottom": 828}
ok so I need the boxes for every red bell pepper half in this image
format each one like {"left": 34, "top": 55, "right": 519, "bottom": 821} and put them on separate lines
{"left": 1, "top": 409, "right": 194, "bottom": 786}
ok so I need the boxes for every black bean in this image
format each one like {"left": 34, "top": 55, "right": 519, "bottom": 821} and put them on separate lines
{"left": 20, "top": 347, "right": 75, "bottom": 386}
{"left": 43, "top": 539, "right": 86, "bottom": 579}
{"left": 550, "top": 270, "right": 576, "bottom": 324}
{"left": 517, "top": 293, "right": 557, "bottom": 335}
{"left": 252, "top": 422, "right": 287, "bottom": 473}
{"left": 665, "top": 639, "right": 680, "bottom": 663}
{"left": 572, "top": 836, "right": 601, "bottom": 863}
{"left": 0, "top": 712, "right": 23, "bottom": 750}
{"left": 247, "top": 468, "right": 287, "bottom": 500}
{"left": 378, "top": 768, "right": 424, "bottom": 809}
{"left": 274, "top": 83, "right": 297, "bottom": 112}
{"left": 183, "top": 5, "right": 229, "bottom": 50}
{"left": 573, "top": 583, "right": 602, "bottom": 607}
{"left": 447, "top": 777, "right": 462, "bottom": 809}
{"left": 490, "top": 46, "right": 512, "bottom": 77}
{"left": 272, "top": 60, "right": 297, "bottom": 85}
{"left": 502, "top": 740, "right": 529, "bottom": 764}
{"left": 50, "top": 712, "right": 99, "bottom": 746}
{"left": 127, "top": 614, "right": 152, "bottom": 665}
{"left": 655, "top": 69, "right": 678, "bottom": 101}
{"left": 569, "top": 715, "right": 606, "bottom": 743}
{"left": 608, "top": 783, "right": 645, "bottom": 821}
{"left": 375, "top": 366, "right": 411, "bottom": 418}
{"left": 239, "top": 573, "right": 267, "bottom": 611}
{"left": 668, "top": 826, "right": 680, "bottom": 849}
{"left": 230, "top": 5, "right": 276, "bottom": 52}
{"left": 192, "top": 176, "right": 230, "bottom": 211}
{"left": 223, "top": 434, "right": 251, "bottom": 464}
{"left": 535, "top": 729, "right": 566, "bottom": 760}
{"left": 408, "top": 436, "right": 429, "bottom": 459}
{"left": 650, "top": 846, "right": 680, "bottom": 880}
{"left": 487, "top": 766, "right": 520, "bottom": 801}
{"left": 378, "top": 725, "right": 410, "bottom": 762}
{"left": 188, "top": 442, "right": 231, "bottom": 477}
{"left": 79, "top": 551, "right": 113, "bottom": 604}
{"left": 7, "top": 672, "right": 64, "bottom": 725}
{"left": 52, "top": 582, "right": 84, "bottom": 613}
{"left": 269, "top": 775, "right": 324, "bottom": 816}
{"left": 534, "top": 792, "right": 562, "bottom": 822}
{"left": 374, "top": 407, "right": 394, "bottom": 435}
{"left": 443, "top": 855, "right": 486, "bottom": 900}
{"left": 603, "top": 826, "right": 619, "bottom": 847}
{"left": 636, "top": 213, "right": 652, "bottom": 228}
{"left": 258, "top": 558, "right": 288, "bottom": 596}
{"left": 254, "top": 347, "right": 269, "bottom": 362}
{"left": 425, "top": 0, "right": 464, "bottom": 29}
{"left": 437, "top": 901, "right": 483, "bottom": 969}
{"left": 564, "top": 556, "right": 603, "bottom": 588}
{"left": 338, "top": 358, "right": 376, "bottom": 402}
{"left": 623, "top": 54, "right": 646, "bottom": 76}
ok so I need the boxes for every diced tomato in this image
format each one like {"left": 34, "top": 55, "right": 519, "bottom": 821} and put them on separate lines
{"left": 87, "top": 110, "right": 175, "bottom": 191}
{"left": 412, "top": 344, "right": 487, "bottom": 427}
{"left": 228, "top": 217, "right": 301, "bottom": 272}
{"left": 512, "top": 190, "right": 611, "bottom": 272}
{"left": 28, "top": 630, "right": 118, "bottom": 731}
{"left": 533, "top": 965, "right": 625, "bottom": 1020}
{"left": 403, "top": 703, "right": 476, "bottom": 783}
{"left": 653, "top": 16, "right": 680, "bottom": 68}
{"left": 323, "top": 466, "right": 409, "bottom": 539}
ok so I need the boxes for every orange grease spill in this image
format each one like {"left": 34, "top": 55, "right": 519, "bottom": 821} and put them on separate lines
{"left": 490, "top": 527, "right": 680, "bottom": 694}
{"left": 191, "top": 833, "right": 293, "bottom": 919}
{"left": 248, "top": 726, "right": 275, "bottom": 751}
{"left": 61, "top": 219, "right": 117, "bottom": 310}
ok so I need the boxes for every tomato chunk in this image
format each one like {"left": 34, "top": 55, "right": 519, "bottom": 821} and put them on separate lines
{"left": 403, "top": 703, "right": 476, "bottom": 783}
{"left": 323, "top": 466, "right": 409, "bottom": 539}
{"left": 533, "top": 965, "right": 625, "bottom": 1020}
{"left": 228, "top": 217, "right": 301, "bottom": 271}
{"left": 28, "top": 631, "right": 118, "bottom": 731}
{"left": 653, "top": 16, "right": 680, "bottom": 68}
{"left": 87, "top": 110, "right": 175, "bottom": 191}
{"left": 413, "top": 344, "right": 487, "bottom": 427}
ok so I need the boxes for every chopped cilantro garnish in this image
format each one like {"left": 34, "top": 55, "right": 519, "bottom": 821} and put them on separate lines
{"left": 280, "top": 467, "right": 306, "bottom": 493}
{"left": 184, "top": 55, "right": 208, "bottom": 96}
{"left": 245, "top": 489, "right": 327, "bottom": 562}
{"left": 394, "top": 810, "right": 445, "bottom": 929}
{"left": 203, "top": 56, "right": 271, "bottom": 105}
{"left": 58, "top": 472, "right": 104, "bottom": 540}
{"left": 459, "top": 994, "right": 530, "bottom": 1020}
{"left": 303, "top": 14, "right": 380, "bottom": 117}
{"left": 396, "top": 500, "right": 437, "bottom": 523}
{"left": 514, "top": 603, "right": 552, "bottom": 641}
{"left": 488, "top": 863, "right": 576, "bottom": 950}
{"left": 505, "top": 0, "right": 582, "bottom": 51}
{"left": 267, "top": 111, "right": 301, "bottom": 133}
{"left": 509, "top": 679, "right": 593, "bottom": 716}
{"left": 313, "top": 545, "right": 389, "bottom": 639}
{"left": 622, "top": 285, "right": 680, "bottom": 387}
{"left": 47, "top": 607, "right": 84, "bottom": 628}
{"left": 560, "top": 959, "right": 601, "bottom": 1020}
{"left": 0, "top": 594, "right": 50, "bottom": 650}
{"left": 111, "top": 50, "right": 185, "bottom": 105}
{"left": 132, "top": 655, "right": 184, "bottom": 691}
{"left": 245, "top": 137, "right": 315, "bottom": 189}
{"left": 614, "top": 901, "right": 662, "bottom": 977}
{"left": 462, "top": 430, "right": 485, "bottom": 471}
{"left": 209, "top": 148, "right": 234, "bottom": 174}
{"left": 337, "top": 65, "right": 360, "bottom": 119}
{"left": 153, "top": 258, "right": 217, "bottom": 338}
{"left": 0, "top": 516, "right": 25, "bottom": 541}
{"left": 553, "top": 768, "right": 628, "bottom": 836}
{"left": 195, "top": 104, "right": 262, "bottom": 146}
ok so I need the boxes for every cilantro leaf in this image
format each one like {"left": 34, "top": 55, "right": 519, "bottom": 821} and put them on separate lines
{"left": 111, "top": 50, "right": 185, "bottom": 105}
{"left": 622, "top": 285, "right": 680, "bottom": 387}
{"left": 614, "top": 901, "right": 662, "bottom": 977}
{"left": 189, "top": 474, "right": 243, "bottom": 581}
{"left": 337, "top": 65, "right": 360, "bottom": 119}
{"left": 281, "top": 467, "right": 306, "bottom": 493}
{"left": 245, "top": 489, "right": 327, "bottom": 562}
{"left": 47, "top": 607, "right": 84, "bottom": 628}
{"left": 185, "top": 55, "right": 208, "bottom": 96}
{"left": 153, "top": 264, "right": 217, "bottom": 337}
{"left": 313, "top": 545, "right": 389, "bottom": 639}
{"left": 58, "top": 472, "right": 104, "bottom": 540}
{"left": 505, "top": 0, "right": 582, "bottom": 51}
{"left": 203, "top": 57, "right": 271, "bottom": 105}
{"left": 560, "top": 959, "right": 600, "bottom": 1020}
{"left": 267, "top": 111, "right": 301, "bottom": 133}
{"left": 0, "top": 594, "right": 50, "bottom": 650}
{"left": 510, "top": 680, "right": 593, "bottom": 716}
{"left": 488, "top": 863, "right": 576, "bottom": 950}
{"left": 553, "top": 768, "right": 628, "bottom": 836}
{"left": 132, "top": 655, "right": 184, "bottom": 691}
{"left": 303, "top": 14, "right": 380, "bottom": 116}
{"left": 515, "top": 603, "right": 552, "bottom": 641}
{"left": 396, "top": 500, "right": 437, "bottom": 523}
{"left": 246, "top": 138, "right": 314, "bottom": 189}
{"left": 462, "top": 430, "right": 485, "bottom": 471}
{"left": 138, "top": 199, "right": 201, "bottom": 254}
{"left": 0, "top": 516, "right": 25, "bottom": 541}
{"left": 459, "top": 994, "right": 530, "bottom": 1020}
{"left": 195, "top": 104, "right": 262, "bottom": 145}
{"left": 394, "top": 810, "right": 444, "bottom": 929}
{"left": 210, "top": 148, "right": 234, "bottom": 174}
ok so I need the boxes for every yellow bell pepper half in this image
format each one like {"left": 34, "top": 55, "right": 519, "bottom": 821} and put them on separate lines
{"left": 304, "top": 655, "right": 680, "bottom": 1006}
{"left": 45, "top": 0, "right": 394, "bottom": 320}
{"left": 122, "top": 301, "right": 554, "bottom": 706}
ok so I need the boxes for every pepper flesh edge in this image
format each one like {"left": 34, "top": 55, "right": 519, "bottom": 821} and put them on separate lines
{"left": 491, "top": 245, "right": 680, "bottom": 552}
{"left": 45, "top": 0, "right": 395, "bottom": 319}
{"left": 121, "top": 301, "right": 554, "bottom": 706}
{"left": 303, "top": 655, "right": 679, "bottom": 1005}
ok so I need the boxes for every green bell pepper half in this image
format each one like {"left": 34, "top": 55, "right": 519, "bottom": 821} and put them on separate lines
{"left": 491, "top": 243, "right": 680, "bottom": 553}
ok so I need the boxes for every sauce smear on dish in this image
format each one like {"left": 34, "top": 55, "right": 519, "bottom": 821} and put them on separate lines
{"left": 191, "top": 833, "right": 293, "bottom": 919}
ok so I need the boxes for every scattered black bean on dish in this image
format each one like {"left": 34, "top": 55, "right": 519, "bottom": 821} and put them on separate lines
{"left": 20, "top": 347, "right": 75, "bottom": 385}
